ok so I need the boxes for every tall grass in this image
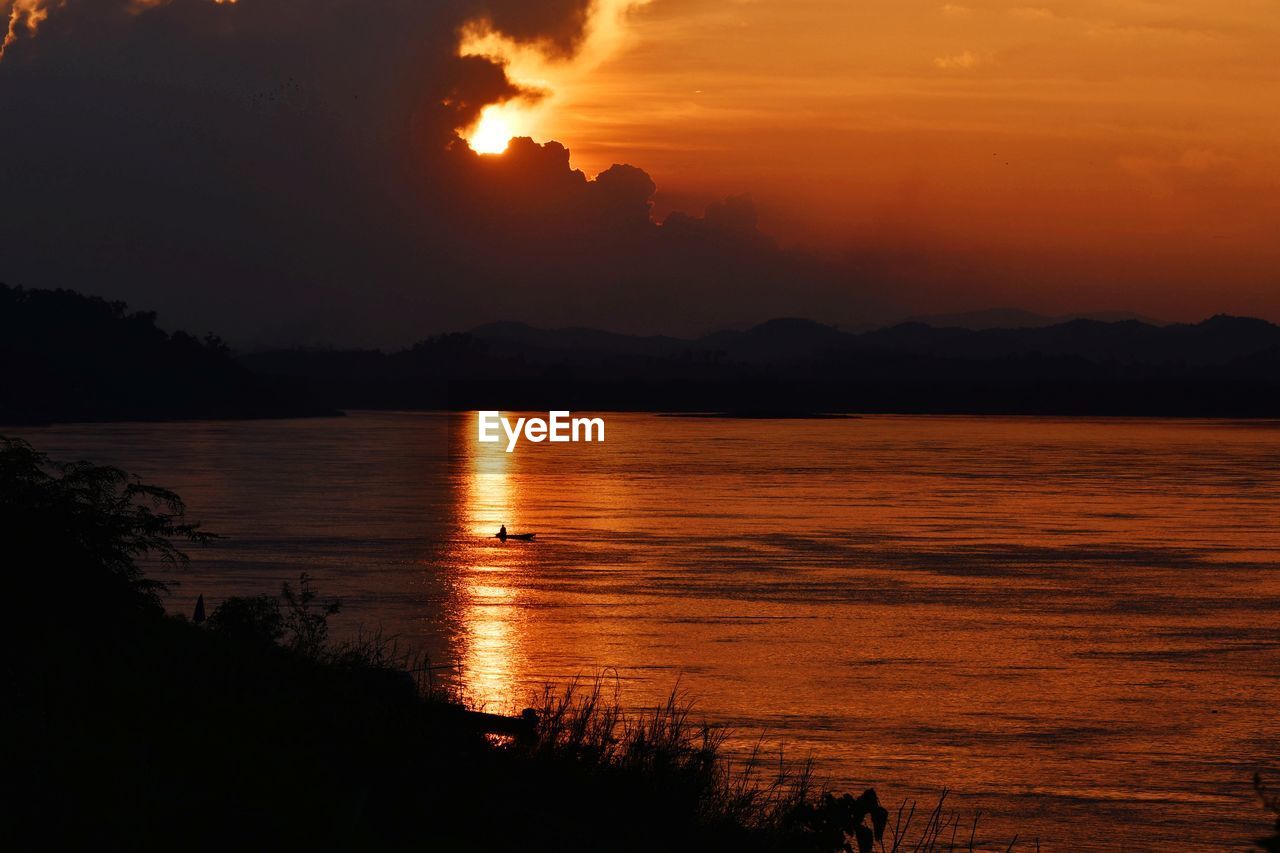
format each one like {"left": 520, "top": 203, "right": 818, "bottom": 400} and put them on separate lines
{"left": 526, "top": 675, "right": 812, "bottom": 829}
{"left": 515, "top": 674, "right": 1029, "bottom": 852}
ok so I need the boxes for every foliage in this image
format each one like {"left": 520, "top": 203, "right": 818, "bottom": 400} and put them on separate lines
{"left": 782, "top": 791, "right": 888, "bottom": 853}
{"left": 522, "top": 676, "right": 1011, "bottom": 853}
{"left": 206, "top": 593, "right": 284, "bottom": 646}
{"left": 0, "top": 435, "right": 210, "bottom": 610}
{"left": 280, "top": 572, "right": 342, "bottom": 658}
{"left": 0, "top": 282, "right": 324, "bottom": 424}
{"left": 210, "top": 574, "right": 347, "bottom": 660}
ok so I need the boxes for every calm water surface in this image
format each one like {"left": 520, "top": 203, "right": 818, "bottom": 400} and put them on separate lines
{"left": 22, "top": 412, "right": 1280, "bottom": 850}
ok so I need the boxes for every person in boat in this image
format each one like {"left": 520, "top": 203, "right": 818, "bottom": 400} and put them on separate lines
{"left": 497, "top": 525, "right": 507, "bottom": 541}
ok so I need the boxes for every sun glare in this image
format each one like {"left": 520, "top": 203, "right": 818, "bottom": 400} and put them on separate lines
{"left": 457, "top": 1, "right": 651, "bottom": 161}
{"left": 468, "top": 106, "right": 516, "bottom": 155}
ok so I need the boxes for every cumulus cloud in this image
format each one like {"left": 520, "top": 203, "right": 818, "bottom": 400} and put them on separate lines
{"left": 0, "top": 0, "right": 893, "bottom": 345}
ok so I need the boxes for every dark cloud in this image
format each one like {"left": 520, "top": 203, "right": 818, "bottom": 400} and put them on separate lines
{"left": 469, "top": 0, "right": 593, "bottom": 56}
{"left": 0, "top": 0, "right": 889, "bottom": 346}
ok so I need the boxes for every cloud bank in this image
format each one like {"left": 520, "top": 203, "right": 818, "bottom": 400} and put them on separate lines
{"left": 0, "top": 0, "right": 893, "bottom": 346}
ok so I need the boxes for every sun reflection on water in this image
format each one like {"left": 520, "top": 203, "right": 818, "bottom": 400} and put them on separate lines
{"left": 455, "top": 414, "right": 528, "bottom": 711}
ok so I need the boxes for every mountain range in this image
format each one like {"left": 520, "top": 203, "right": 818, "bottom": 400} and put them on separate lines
{"left": 244, "top": 314, "right": 1280, "bottom": 417}
{"left": 5, "top": 282, "right": 1279, "bottom": 423}
{"left": 463, "top": 314, "right": 1274, "bottom": 368}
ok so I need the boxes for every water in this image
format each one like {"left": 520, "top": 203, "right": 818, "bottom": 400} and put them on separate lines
{"left": 18, "top": 412, "right": 1280, "bottom": 850}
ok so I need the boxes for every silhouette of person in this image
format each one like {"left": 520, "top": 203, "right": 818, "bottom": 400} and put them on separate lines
{"left": 498, "top": 525, "right": 507, "bottom": 541}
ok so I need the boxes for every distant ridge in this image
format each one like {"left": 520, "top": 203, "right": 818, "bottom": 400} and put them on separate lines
{"left": 468, "top": 321, "right": 687, "bottom": 357}
{"left": 0, "top": 284, "right": 331, "bottom": 425}
{"left": 463, "top": 314, "right": 1277, "bottom": 367}
{"left": 698, "top": 318, "right": 848, "bottom": 362}
{"left": 901, "top": 308, "right": 1165, "bottom": 330}
{"left": 7, "top": 283, "right": 1279, "bottom": 421}
{"left": 470, "top": 317, "right": 852, "bottom": 362}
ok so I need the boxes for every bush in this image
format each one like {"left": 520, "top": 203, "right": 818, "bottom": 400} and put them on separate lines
{"left": 0, "top": 435, "right": 209, "bottom": 622}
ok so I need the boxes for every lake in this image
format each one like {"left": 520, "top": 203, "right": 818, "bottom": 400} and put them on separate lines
{"left": 20, "top": 412, "right": 1280, "bottom": 850}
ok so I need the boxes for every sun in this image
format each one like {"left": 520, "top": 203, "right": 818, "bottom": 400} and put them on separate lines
{"left": 468, "top": 106, "right": 516, "bottom": 155}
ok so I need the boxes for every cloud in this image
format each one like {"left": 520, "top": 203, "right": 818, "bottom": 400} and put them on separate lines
{"left": 934, "top": 50, "right": 984, "bottom": 70}
{"left": 1009, "top": 7, "right": 1055, "bottom": 22}
{"left": 0, "top": 0, "right": 892, "bottom": 345}
{"left": 1084, "top": 19, "right": 1226, "bottom": 43}
{"left": 457, "top": 0, "right": 650, "bottom": 155}
{"left": 1177, "top": 148, "right": 1231, "bottom": 172}
{"left": 1117, "top": 148, "right": 1234, "bottom": 199}
{"left": 940, "top": 4, "right": 972, "bottom": 18}
{"left": 1, "top": 0, "right": 48, "bottom": 59}
{"left": 466, "top": 0, "right": 596, "bottom": 57}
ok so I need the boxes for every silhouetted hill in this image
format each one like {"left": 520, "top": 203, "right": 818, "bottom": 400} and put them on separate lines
{"left": 856, "top": 316, "right": 1280, "bottom": 365}
{"left": 245, "top": 314, "right": 1280, "bottom": 417}
{"left": 6, "top": 284, "right": 1278, "bottom": 420}
{"left": 903, "top": 308, "right": 1163, "bottom": 330}
{"left": 462, "top": 315, "right": 1280, "bottom": 368}
{"left": 0, "top": 284, "right": 332, "bottom": 425}
{"left": 700, "top": 318, "right": 850, "bottom": 362}
{"left": 470, "top": 321, "right": 687, "bottom": 357}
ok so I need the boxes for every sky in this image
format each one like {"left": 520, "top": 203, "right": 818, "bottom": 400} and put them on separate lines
{"left": 474, "top": 0, "right": 1280, "bottom": 319}
{"left": 1, "top": 0, "right": 1277, "bottom": 345}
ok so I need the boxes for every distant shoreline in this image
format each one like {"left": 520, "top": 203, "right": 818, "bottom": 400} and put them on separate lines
{"left": 659, "top": 411, "right": 859, "bottom": 420}
{"left": 0, "top": 408, "right": 344, "bottom": 430}
{"left": 14, "top": 408, "right": 1280, "bottom": 430}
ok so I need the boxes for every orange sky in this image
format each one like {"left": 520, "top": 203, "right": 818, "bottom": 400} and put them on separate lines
{"left": 468, "top": 0, "right": 1280, "bottom": 320}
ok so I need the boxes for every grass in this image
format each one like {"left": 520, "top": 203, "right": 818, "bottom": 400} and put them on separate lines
{"left": 524, "top": 676, "right": 814, "bottom": 836}
{"left": 510, "top": 675, "right": 1037, "bottom": 852}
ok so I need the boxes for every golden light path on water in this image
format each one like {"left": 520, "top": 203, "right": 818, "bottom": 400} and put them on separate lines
{"left": 456, "top": 419, "right": 524, "bottom": 711}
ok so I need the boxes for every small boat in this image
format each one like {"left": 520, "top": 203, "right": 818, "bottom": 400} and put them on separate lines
{"left": 496, "top": 532, "right": 536, "bottom": 542}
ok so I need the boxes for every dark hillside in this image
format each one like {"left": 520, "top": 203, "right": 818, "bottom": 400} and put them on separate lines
{"left": 0, "top": 284, "right": 331, "bottom": 425}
